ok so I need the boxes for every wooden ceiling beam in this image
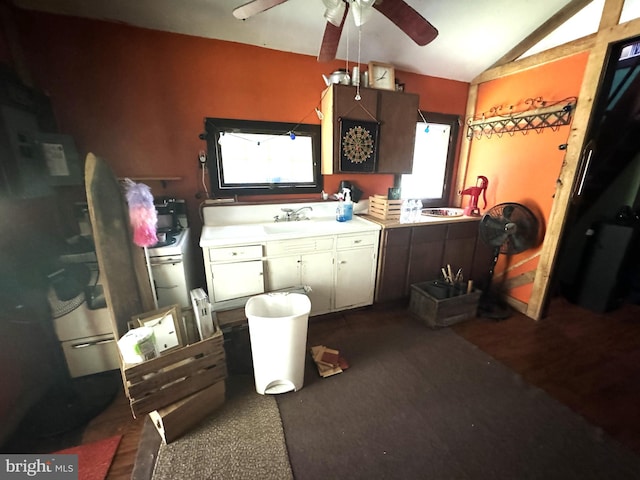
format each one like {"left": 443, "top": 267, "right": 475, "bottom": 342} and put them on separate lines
{"left": 473, "top": 33, "right": 596, "bottom": 85}
{"left": 598, "top": 0, "right": 624, "bottom": 30}
{"left": 488, "top": 0, "right": 595, "bottom": 70}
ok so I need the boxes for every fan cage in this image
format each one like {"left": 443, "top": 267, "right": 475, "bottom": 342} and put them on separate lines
{"left": 479, "top": 202, "right": 539, "bottom": 255}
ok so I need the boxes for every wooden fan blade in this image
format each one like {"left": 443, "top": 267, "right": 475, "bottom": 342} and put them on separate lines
{"left": 233, "top": 0, "right": 289, "bottom": 20}
{"left": 373, "top": 0, "right": 438, "bottom": 46}
{"left": 318, "top": 1, "right": 349, "bottom": 62}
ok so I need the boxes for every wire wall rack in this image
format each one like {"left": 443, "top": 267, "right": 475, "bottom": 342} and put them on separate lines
{"left": 466, "top": 97, "right": 577, "bottom": 139}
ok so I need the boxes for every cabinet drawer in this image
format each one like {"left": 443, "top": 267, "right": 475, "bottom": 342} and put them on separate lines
{"left": 265, "top": 237, "right": 334, "bottom": 256}
{"left": 208, "top": 244, "right": 263, "bottom": 262}
{"left": 337, "top": 232, "right": 377, "bottom": 249}
{"left": 54, "top": 303, "right": 112, "bottom": 341}
{"left": 61, "top": 333, "right": 120, "bottom": 378}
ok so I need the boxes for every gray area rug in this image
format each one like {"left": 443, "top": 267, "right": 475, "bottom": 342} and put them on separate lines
{"left": 151, "top": 376, "right": 293, "bottom": 480}
{"left": 277, "top": 315, "right": 640, "bottom": 480}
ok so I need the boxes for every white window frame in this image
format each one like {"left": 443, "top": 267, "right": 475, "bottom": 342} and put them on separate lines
{"left": 400, "top": 112, "right": 459, "bottom": 207}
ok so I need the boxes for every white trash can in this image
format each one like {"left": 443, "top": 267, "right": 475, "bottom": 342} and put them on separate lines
{"left": 245, "top": 292, "right": 311, "bottom": 395}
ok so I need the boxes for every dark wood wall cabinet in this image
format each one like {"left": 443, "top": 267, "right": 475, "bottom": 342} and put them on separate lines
{"left": 375, "top": 220, "right": 492, "bottom": 303}
{"left": 320, "top": 84, "right": 419, "bottom": 174}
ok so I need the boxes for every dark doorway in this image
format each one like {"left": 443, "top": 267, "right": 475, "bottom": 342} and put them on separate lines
{"left": 555, "top": 34, "right": 640, "bottom": 313}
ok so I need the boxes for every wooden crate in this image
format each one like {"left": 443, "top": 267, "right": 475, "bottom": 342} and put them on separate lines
{"left": 149, "top": 380, "right": 226, "bottom": 444}
{"left": 409, "top": 281, "right": 481, "bottom": 328}
{"left": 369, "top": 194, "right": 402, "bottom": 220}
{"left": 122, "top": 330, "right": 227, "bottom": 417}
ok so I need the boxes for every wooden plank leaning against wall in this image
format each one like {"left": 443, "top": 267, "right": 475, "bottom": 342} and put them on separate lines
{"left": 454, "top": 0, "right": 637, "bottom": 320}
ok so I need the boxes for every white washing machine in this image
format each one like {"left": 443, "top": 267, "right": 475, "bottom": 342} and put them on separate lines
{"left": 49, "top": 259, "right": 120, "bottom": 378}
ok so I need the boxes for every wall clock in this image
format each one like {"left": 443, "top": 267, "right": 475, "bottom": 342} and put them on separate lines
{"left": 339, "top": 118, "right": 379, "bottom": 172}
{"left": 368, "top": 61, "right": 395, "bottom": 90}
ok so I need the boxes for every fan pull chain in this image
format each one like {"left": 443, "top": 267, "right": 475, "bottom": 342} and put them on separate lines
{"left": 344, "top": 6, "right": 350, "bottom": 80}
{"left": 355, "top": 26, "right": 362, "bottom": 101}
{"left": 344, "top": 15, "right": 376, "bottom": 121}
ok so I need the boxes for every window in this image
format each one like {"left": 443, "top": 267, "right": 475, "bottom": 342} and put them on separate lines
{"left": 204, "top": 118, "right": 322, "bottom": 197}
{"left": 400, "top": 112, "right": 459, "bottom": 207}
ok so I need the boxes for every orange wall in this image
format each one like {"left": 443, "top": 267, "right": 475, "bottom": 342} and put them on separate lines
{"left": 466, "top": 52, "right": 589, "bottom": 304}
{"left": 11, "top": 9, "right": 469, "bottom": 233}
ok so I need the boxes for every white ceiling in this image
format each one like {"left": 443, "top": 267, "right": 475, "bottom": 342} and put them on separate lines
{"left": 11, "top": 0, "right": 640, "bottom": 82}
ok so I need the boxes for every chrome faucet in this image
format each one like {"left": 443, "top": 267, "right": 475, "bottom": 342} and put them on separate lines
{"left": 277, "top": 206, "right": 313, "bottom": 222}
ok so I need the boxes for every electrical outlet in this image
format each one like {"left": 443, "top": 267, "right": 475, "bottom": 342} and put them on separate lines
{"left": 198, "top": 150, "right": 207, "bottom": 169}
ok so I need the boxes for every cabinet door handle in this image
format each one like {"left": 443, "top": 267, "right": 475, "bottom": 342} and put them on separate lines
{"left": 354, "top": 239, "right": 362, "bottom": 244}
{"left": 340, "top": 260, "right": 347, "bottom": 264}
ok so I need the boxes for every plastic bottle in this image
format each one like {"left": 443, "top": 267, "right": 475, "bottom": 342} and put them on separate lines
{"left": 406, "top": 199, "right": 415, "bottom": 222}
{"left": 343, "top": 188, "right": 353, "bottom": 221}
{"left": 413, "top": 199, "right": 423, "bottom": 221}
{"left": 400, "top": 199, "right": 411, "bottom": 223}
{"left": 336, "top": 197, "right": 346, "bottom": 222}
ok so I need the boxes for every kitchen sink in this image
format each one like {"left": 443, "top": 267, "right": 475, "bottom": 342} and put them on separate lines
{"left": 260, "top": 217, "right": 378, "bottom": 237}
{"left": 422, "top": 207, "right": 465, "bottom": 217}
{"left": 262, "top": 220, "right": 330, "bottom": 234}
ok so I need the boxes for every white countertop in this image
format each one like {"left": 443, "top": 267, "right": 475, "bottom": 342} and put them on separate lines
{"left": 197, "top": 200, "right": 480, "bottom": 248}
{"left": 200, "top": 215, "right": 381, "bottom": 248}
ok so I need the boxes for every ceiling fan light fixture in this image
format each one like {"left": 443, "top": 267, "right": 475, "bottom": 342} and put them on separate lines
{"left": 323, "top": 0, "right": 346, "bottom": 27}
{"left": 352, "top": 0, "right": 375, "bottom": 27}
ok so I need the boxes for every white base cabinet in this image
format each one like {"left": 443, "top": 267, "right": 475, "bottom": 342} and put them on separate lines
{"left": 205, "top": 244, "right": 265, "bottom": 304}
{"left": 335, "top": 232, "right": 378, "bottom": 310}
{"left": 203, "top": 230, "right": 379, "bottom": 315}
{"left": 264, "top": 237, "right": 335, "bottom": 316}
{"left": 265, "top": 251, "right": 334, "bottom": 316}
{"left": 210, "top": 260, "right": 264, "bottom": 302}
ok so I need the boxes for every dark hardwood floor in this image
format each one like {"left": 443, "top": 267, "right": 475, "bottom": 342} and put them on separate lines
{"left": 11, "top": 296, "right": 640, "bottom": 479}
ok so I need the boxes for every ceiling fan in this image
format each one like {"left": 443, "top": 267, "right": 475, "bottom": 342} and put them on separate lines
{"left": 232, "top": 0, "right": 438, "bottom": 62}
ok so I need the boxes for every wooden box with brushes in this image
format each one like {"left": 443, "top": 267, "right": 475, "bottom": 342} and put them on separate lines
{"left": 409, "top": 280, "right": 481, "bottom": 329}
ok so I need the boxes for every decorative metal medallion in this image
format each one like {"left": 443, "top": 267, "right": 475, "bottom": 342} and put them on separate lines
{"left": 339, "top": 118, "right": 379, "bottom": 172}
